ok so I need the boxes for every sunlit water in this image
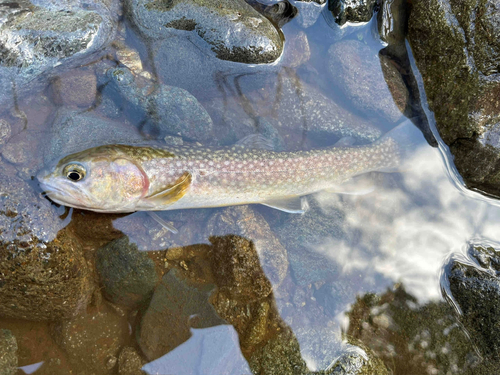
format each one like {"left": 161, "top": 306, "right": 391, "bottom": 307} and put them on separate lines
{"left": 1, "top": 2, "right": 499, "bottom": 374}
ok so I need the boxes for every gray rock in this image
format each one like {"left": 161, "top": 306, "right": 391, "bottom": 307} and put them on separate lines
{"left": 0, "top": 0, "right": 118, "bottom": 109}
{"left": 125, "top": 0, "right": 283, "bottom": 64}
{"left": 408, "top": 0, "right": 500, "bottom": 197}
{"left": 281, "top": 30, "right": 311, "bottom": 67}
{"left": 0, "top": 330, "right": 17, "bottom": 375}
{"left": 0, "top": 173, "right": 94, "bottom": 320}
{"left": 96, "top": 236, "right": 159, "bottom": 308}
{"left": 290, "top": 0, "right": 325, "bottom": 28}
{"left": 45, "top": 108, "right": 145, "bottom": 163}
{"left": 0, "top": 119, "right": 11, "bottom": 146}
{"left": 137, "top": 268, "right": 226, "bottom": 361}
{"left": 328, "top": 0, "right": 377, "bottom": 26}
{"left": 49, "top": 68, "right": 97, "bottom": 108}
{"left": 205, "top": 205, "right": 289, "bottom": 288}
{"left": 106, "top": 66, "right": 214, "bottom": 142}
{"left": 248, "top": 71, "right": 384, "bottom": 146}
{"left": 273, "top": 200, "right": 344, "bottom": 286}
{"left": 327, "top": 39, "right": 405, "bottom": 123}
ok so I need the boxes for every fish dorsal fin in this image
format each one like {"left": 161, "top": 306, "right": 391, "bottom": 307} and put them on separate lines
{"left": 148, "top": 211, "right": 178, "bottom": 234}
{"left": 235, "top": 134, "right": 274, "bottom": 151}
{"left": 261, "top": 196, "right": 308, "bottom": 214}
{"left": 145, "top": 171, "right": 192, "bottom": 205}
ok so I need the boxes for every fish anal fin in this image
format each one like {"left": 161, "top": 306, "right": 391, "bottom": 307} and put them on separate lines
{"left": 261, "top": 196, "right": 308, "bottom": 214}
{"left": 145, "top": 171, "right": 192, "bottom": 205}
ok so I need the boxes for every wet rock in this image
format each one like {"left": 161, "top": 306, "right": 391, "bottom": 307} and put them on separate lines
{"left": 209, "top": 235, "right": 273, "bottom": 302}
{"left": 327, "top": 40, "right": 405, "bottom": 123}
{"left": 246, "top": 0, "right": 298, "bottom": 28}
{"left": 408, "top": 0, "right": 500, "bottom": 197}
{"left": 118, "top": 346, "right": 146, "bottom": 375}
{"left": 106, "top": 66, "right": 213, "bottom": 142}
{"left": 0, "top": 0, "right": 118, "bottom": 109}
{"left": 205, "top": 205, "right": 288, "bottom": 288}
{"left": 327, "top": 341, "right": 389, "bottom": 375}
{"left": 443, "top": 244, "right": 500, "bottom": 361}
{"left": 50, "top": 69, "right": 97, "bottom": 108}
{"left": 377, "top": 0, "right": 408, "bottom": 46}
{"left": 52, "top": 304, "right": 130, "bottom": 374}
{"left": 0, "top": 119, "right": 11, "bottom": 146}
{"left": 0, "top": 329, "right": 17, "bottom": 375}
{"left": 0, "top": 174, "right": 93, "bottom": 320}
{"left": 137, "top": 268, "right": 225, "bottom": 361}
{"left": 96, "top": 236, "right": 159, "bottom": 309}
{"left": 126, "top": 0, "right": 283, "bottom": 64}
{"left": 328, "top": 0, "right": 378, "bottom": 26}
{"left": 45, "top": 108, "right": 144, "bottom": 162}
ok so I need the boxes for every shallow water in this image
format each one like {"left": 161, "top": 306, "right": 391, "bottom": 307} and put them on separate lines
{"left": 1, "top": 2, "right": 499, "bottom": 374}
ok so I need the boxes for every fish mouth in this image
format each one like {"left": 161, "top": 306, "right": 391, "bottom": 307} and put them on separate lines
{"left": 38, "top": 178, "right": 90, "bottom": 210}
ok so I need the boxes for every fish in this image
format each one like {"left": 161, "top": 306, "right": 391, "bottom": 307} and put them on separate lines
{"left": 37, "top": 120, "right": 422, "bottom": 216}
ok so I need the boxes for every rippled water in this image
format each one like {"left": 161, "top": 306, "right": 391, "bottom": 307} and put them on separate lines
{"left": 2, "top": 2, "right": 500, "bottom": 375}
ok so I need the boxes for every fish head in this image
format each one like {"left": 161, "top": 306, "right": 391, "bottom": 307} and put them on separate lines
{"left": 37, "top": 146, "right": 149, "bottom": 212}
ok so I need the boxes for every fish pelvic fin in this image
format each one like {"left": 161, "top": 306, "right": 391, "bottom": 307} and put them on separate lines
{"left": 145, "top": 171, "right": 192, "bottom": 205}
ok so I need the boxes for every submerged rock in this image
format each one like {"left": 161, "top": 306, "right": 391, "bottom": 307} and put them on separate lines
{"left": 205, "top": 205, "right": 288, "bottom": 288}
{"left": 126, "top": 0, "right": 283, "bottom": 64}
{"left": 96, "top": 236, "right": 159, "bottom": 308}
{"left": 246, "top": 0, "right": 298, "bottom": 29}
{"left": 50, "top": 68, "right": 97, "bottom": 108}
{"left": 0, "top": 173, "right": 93, "bottom": 321}
{"left": 328, "top": 0, "right": 378, "bottom": 26}
{"left": 327, "top": 39, "right": 405, "bottom": 123}
{"left": 52, "top": 304, "right": 130, "bottom": 374}
{"left": 0, "top": 330, "right": 17, "bottom": 375}
{"left": 0, "top": 119, "right": 11, "bottom": 146}
{"left": 45, "top": 108, "right": 144, "bottom": 162}
{"left": 137, "top": 268, "right": 225, "bottom": 361}
{"left": 0, "top": 0, "right": 118, "bottom": 109}
{"left": 118, "top": 347, "right": 146, "bottom": 375}
{"left": 106, "top": 66, "right": 213, "bottom": 142}
{"left": 408, "top": 0, "right": 500, "bottom": 197}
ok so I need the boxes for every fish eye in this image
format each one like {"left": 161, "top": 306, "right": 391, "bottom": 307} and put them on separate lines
{"left": 63, "top": 163, "right": 86, "bottom": 182}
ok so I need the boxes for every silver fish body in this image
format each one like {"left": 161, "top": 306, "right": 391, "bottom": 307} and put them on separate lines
{"left": 37, "top": 121, "right": 419, "bottom": 213}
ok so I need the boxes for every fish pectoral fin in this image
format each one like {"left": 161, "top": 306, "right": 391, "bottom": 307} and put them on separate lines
{"left": 323, "top": 174, "right": 376, "bottom": 195}
{"left": 235, "top": 133, "right": 275, "bottom": 151}
{"left": 261, "top": 196, "right": 308, "bottom": 214}
{"left": 145, "top": 171, "right": 192, "bottom": 205}
{"left": 148, "top": 212, "right": 178, "bottom": 234}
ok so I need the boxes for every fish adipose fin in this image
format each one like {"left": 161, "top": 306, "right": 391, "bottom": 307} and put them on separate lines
{"left": 261, "top": 196, "right": 309, "bottom": 214}
{"left": 145, "top": 171, "right": 192, "bottom": 205}
{"left": 148, "top": 212, "right": 178, "bottom": 234}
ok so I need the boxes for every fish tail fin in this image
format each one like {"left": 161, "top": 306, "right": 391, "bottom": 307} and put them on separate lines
{"left": 378, "top": 119, "right": 427, "bottom": 173}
